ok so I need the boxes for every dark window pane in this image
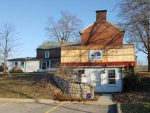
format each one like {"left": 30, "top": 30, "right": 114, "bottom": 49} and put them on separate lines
{"left": 15, "top": 62, "right": 18, "bottom": 67}
{"left": 47, "top": 61, "right": 49, "bottom": 68}
{"left": 108, "top": 69, "right": 116, "bottom": 84}
{"left": 78, "top": 70, "right": 84, "bottom": 77}
{"left": 108, "top": 70, "right": 115, "bottom": 78}
{"left": 21, "top": 62, "right": 24, "bottom": 68}
{"left": 51, "top": 61, "right": 59, "bottom": 68}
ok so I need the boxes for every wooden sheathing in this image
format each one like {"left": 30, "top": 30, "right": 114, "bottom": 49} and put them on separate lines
{"left": 61, "top": 44, "right": 135, "bottom": 66}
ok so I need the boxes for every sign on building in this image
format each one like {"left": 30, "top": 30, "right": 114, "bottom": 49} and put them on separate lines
{"left": 89, "top": 50, "right": 102, "bottom": 61}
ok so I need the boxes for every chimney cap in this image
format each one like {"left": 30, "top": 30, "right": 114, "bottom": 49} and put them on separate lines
{"left": 96, "top": 10, "right": 107, "bottom": 13}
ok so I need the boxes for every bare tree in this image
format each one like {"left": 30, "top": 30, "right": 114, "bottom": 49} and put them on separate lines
{"left": 119, "top": 0, "right": 150, "bottom": 71}
{"left": 46, "top": 11, "right": 82, "bottom": 42}
{"left": 0, "top": 24, "right": 18, "bottom": 66}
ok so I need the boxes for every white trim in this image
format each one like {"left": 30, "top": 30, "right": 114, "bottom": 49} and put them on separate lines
{"left": 80, "top": 23, "right": 94, "bottom": 33}
{"left": 45, "top": 51, "right": 49, "bottom": 58}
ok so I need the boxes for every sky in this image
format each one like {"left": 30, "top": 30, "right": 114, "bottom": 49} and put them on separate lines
{"left": 0, "top": 0, "right": 147, "bottom": 64}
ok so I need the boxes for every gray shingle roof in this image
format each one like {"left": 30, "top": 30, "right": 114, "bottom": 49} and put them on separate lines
{"left": 37, "top": 41, "right": 81, "bottom": 49}
{"left": 8, "top": 57, "right": 40, "bottom": 61}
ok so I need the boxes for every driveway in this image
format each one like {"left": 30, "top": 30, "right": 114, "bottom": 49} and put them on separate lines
{"left": 0, "top": 102, "right": 117, "bottom": 113}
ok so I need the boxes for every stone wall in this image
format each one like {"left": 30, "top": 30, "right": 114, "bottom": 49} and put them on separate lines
{"left": 52, "top": 75, "right": 94, "bottom": 99}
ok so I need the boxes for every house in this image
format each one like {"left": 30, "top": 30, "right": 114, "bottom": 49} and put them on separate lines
{"left": 8, "top": 41, "right": 80, "bottom": 72}
{"left": 36, "top": 41, "right": 80, "bottom": 71}
{"left": 60, "top": 10, "right": 135, "bottom": 92}
{"left": 8, "top": 57, "right": 40, "bottom": 72}
{"left": 8, "top": 10, "right": 136, "bottom": 92}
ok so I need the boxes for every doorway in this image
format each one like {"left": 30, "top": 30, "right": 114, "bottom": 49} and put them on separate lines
{"left": 42, "top": 62, "right": 47, "bottom": 70}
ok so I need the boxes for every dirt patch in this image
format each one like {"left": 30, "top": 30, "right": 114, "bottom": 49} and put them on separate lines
{"left": 0, "top": 76, "right": 62, "bottom": 99}
{"left": 113, "top": 92, "right": 150, "bottom": 103}
{"left": 113, "top": 72, "right": 150, "bottom": 113}
{"left": 121, "top": 102, "right": 150, "bottom": 113}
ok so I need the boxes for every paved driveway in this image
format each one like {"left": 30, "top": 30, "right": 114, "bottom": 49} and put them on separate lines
{"left": 0, "top": 102, "right": 116, "bottom": 113}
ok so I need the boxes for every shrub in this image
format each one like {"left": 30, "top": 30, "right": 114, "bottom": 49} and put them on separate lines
{"left": 0, "top": 65, "right": 4, "bottom": 72}
{"left": 0, "top": 64, "right": 8, "bottom": 72}
{"left": 10, "top": 67, "right": 23, "bottom": 73}
{"left": 123, "top": 74, "right": 142, "bottom": 91}
{"left": 54, "top": 67, "right": 75, "bottom": 80}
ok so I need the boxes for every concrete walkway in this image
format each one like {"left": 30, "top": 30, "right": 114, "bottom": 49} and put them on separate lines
{"left": 97, "top": 94, "right": 115, "bottom": 105}
{"left": 83, "top": 94, "right": 116, "bottom": 106}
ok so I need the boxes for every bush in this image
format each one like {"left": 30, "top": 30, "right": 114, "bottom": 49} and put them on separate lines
{"left": 55, "top": 67, "right": 75, "bottom": 80}
{"left": 10, "top": 67, "right": 23, "bottom": 73}
{"left": 123, "top": 74, "right": 142, "bottom": 91}
{"left": 0, "top": 64, "right": 8, "bottom": 72}
{"left": 0, "top": 65, "right": 4, "bottom": 72}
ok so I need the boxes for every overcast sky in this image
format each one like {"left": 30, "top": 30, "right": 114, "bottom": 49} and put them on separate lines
{"left": 0, "top": 0, "right": 147, "bottom": 64}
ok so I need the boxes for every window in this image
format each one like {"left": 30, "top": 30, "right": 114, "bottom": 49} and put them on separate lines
{"left": 78, "top": 70, "right": 85, "bottom": 78}
{"left": 42, "top": 62, "right": 47, "bottom": 70}
{"left": 50, "top": 61, "right": 59, "bottom": 68}
{"left": 14, "top": 62, "right": 18, "bottom": 67}
{"left": 45, "top": 51, "right": 49, "bottom": 58}
{"left": 47, "top": 61, "right": 50, "bottom": 68}
{"left": 21, "top": 62, "right": 24, "bottom": 68}
{"left": 108, "top": 70, "right": 116, "bottom": 84}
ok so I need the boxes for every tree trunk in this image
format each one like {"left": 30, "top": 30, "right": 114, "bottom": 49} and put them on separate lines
{"left": 148, "top": 54, "right": 150, "bottom": 72}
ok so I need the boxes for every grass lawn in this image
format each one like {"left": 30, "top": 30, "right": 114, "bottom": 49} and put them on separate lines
{"left": 0, "top": 73, "right": 62, "bottom": 99}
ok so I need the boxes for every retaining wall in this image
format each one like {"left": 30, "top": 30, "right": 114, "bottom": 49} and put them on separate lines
{"left": 52, "top": 75, "right": 94, "bottom": 99}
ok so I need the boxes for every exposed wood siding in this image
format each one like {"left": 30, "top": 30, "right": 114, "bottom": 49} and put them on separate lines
{"left": 61, "top": 44, "right": 135, "bottom": 66}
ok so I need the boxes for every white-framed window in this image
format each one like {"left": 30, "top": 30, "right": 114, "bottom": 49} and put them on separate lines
{"left": 108, "top": 69, "right": 116, "bottom": 84}
{"left": 14, "top": 62, "right": 18, "bottom": 67}
{"left": 45, "top": 51, "right": 49, "bottom": 58}
{"left": 21, "top": 61, "right": 24, "bottom": 68}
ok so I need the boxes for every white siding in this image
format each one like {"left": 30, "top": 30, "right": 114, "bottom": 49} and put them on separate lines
{"left": 25, "top": 61, "right": 39, "bottom": 72}
{"left": 80, "top": 67, "right": 122, "bottom": 92}
{"left": 7, "top": 60, "right": 40, "bottom": 72}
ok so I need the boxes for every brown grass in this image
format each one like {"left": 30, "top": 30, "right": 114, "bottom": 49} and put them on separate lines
{"left": 0, "top": 73, "right": 98, "bottom": 101}
{"left": 0, "top": 75, "right": 62, "bottom": 99}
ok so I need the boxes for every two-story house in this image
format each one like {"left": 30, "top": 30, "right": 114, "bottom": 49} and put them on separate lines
{"left": 60, "top": 10, "right": 135, "bottom": 92}
{"left": 36, "top": 41, "right": 80, "bottom": 71}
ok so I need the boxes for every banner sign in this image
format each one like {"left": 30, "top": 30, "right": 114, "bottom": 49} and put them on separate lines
{"left": 89, "top": 50, "right": 102, "bottom": 61}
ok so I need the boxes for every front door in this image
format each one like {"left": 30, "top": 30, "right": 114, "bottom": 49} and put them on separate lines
{"left": 89, "top": 69, "right": 104, "bottom": 92}
{"left": 42, "top": 62, "right": 47, "bottom": 70}
{"left": 88, "top": 68, "right": 122, "bottom": 92}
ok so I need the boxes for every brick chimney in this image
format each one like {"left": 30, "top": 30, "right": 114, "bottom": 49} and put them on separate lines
{"left": 60, "top": 38, "right": 65, "bottom": 43}
{"left": 96, "top": 10, "right": 107, "bottom": 22}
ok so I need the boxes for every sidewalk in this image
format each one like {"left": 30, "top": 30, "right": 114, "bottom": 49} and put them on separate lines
{"left": 0, "top": 98, "right": 58, "bottom": 104}
{"left": 97, "top": 94, "right": 115, "bottom": 105}
{"left": 0, "top": 94, "right": 115, "bottom": 105}
{"left": 83, "top": 94, "right": 116, "bottom": 105}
